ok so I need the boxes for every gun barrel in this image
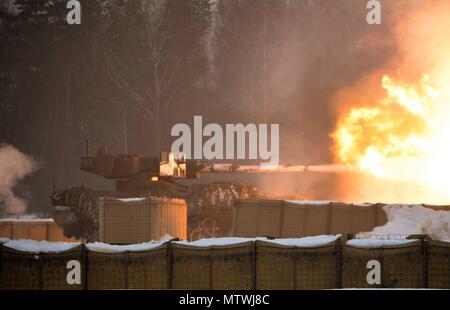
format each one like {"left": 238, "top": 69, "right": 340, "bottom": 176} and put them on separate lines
{"left": 199, "top": 163, "right": 355, "bottom": 174}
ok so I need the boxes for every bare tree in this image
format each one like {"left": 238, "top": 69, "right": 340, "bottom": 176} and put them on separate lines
{"left": 103, "top": 0, "right": 210, "bottom": 154}
{"left": 215, "top": 0, "right": 287, "bottom": 121}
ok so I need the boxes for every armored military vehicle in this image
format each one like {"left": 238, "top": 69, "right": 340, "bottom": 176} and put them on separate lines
{"left": 50, "top": 141, "right": 259, "bottom": 242}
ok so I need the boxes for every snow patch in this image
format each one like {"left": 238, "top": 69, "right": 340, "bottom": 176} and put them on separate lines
{"left": 3, "top": 240, "right": 80, "bottom": 253}
{"left": 0, "top": 217, "right": 53, "bottom": 222}
{"left": 86, "top": 242, "right": 164, "bottom": 253}
{"left": 0, "top": 237, "right": 10, "bottom": 244}
{"left": 352, "top": 203, "right": 374, "bottom": 207}
{"left": 117, "top": 197, "right": 146, "bottom": 202}
{"left": 175, "top": 235, "right": 341, "bottom": 247}
{"left": 175, "top": 237, "right": 267, "bottom": 247}
{"left": 86, "top": 235, "right": 172, "bottom": 253}
{"left": 346, "top": 239, "right": 418, "bottom": 249}
{"left": 264, "top": 235, "right": 341, "bottom": 247}
{"left": 285, "top": 200, "right": 333, "bottom": 206}
{"left": 364, "top": 204, "right": 450, "bottom": 240}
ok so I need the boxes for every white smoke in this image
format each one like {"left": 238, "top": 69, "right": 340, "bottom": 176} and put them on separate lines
{"left": 367, "top": 204, "right": 450, "bottom": 241}
{"left": 0, "top": 144, "right": 39, "bottom": 216}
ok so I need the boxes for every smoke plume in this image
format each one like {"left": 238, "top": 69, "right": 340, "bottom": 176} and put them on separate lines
{"left": 0, "top": 144, "right": 39, "bottom": 216}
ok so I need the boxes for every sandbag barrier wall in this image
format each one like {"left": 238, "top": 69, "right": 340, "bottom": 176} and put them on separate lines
{"left": 1, "top": 237, "right": 449, "bottom": 289}
{"left": 233, "top": 200, "right": 450, "bottom": 238}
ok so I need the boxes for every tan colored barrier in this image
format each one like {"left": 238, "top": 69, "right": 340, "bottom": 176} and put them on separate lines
{"left": 422, "top": 204, "right": 450, "bottom": 211}
{"left": 1, "top": 237, "right": 448, "bottom": 290}
{"left": 255, "top": 239, "right": 338, "bottom": 289}
{"left": 232, "top": 201, "right": 259, "bottom": 237}
{"left": 127, "top": 246, "right": 168, "bottom": 289}
{"left": 98, "top": 197, "right": 187, "bottom": 244}
{"left": 330, "top": 203, "right": 386, "bottom": 234}
{"left": 157, "top": 197, "right": 187, "bottom": 241}
{"left": 48, "top": 223, "right": 65, "bottom": 242}
{"left": 0, "top": 245, "right": 84, "bottom": 290}
{"left": 171, "top": 243, "right": 210, "bottom": 289}
{"left": 171, "top": 241, "right": 253, "bottom": 290}
{"left": 234, "top": 200, "right": 446, "bottom": 238}
{"left": 375, "top": 204, "right": 389, "bottom": 226}
{"left": 12, "top": 222, "right": 29, "bottom": 239}
{"left": 0, "top": 222, "right": 13, "bottom": 239}
{"left": 280, "top": 203, "right": 307, "bottom": 237}
{"left": 86, "top": 251, "right": 127, "bottom": 289}
{"left": 0, "top": 219, "right": 75, "bottom": 242}
{"left": 302, "top": 203, "right": 330, "bottom": 236}
{"left": 233, "top": 200, "right": 281, "bottom": 237}
{"left": 281, "top": 201, "right": 333, "bottom": 237}
{"left": 328, "top": 203, "right": 351, "bottom": 235}
{"left": 428, "top": 240, "right": 450, "bottom": 289}
{"left": 342, "top": 240, "right": 425, "bottom": 288}
{"left": 257, "top": 200, "right": 284, "bottom": 237}
{"left": 86, "top": 244, "right": 169, "bottom": 289}
{"left": 348, "top": 205, "right": 376, "bottom": 233}
{"left": 209, "top": 242, "right": 253, "bottom": 290}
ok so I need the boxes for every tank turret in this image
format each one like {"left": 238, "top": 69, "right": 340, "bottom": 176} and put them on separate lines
{"left": 79, "top": 140, "right": 206, "bottom": 192}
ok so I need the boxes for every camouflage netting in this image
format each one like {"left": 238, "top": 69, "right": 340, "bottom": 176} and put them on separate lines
{"left": 51, "top": 187, "right": 104, "bottom": 241}
{"left": 187, "top": 182, "right": 259, "bottom": 239}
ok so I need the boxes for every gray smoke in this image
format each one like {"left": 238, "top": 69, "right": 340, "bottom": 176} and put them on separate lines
{"left": 0, "top": 144, "right": 39, "bottom": 216}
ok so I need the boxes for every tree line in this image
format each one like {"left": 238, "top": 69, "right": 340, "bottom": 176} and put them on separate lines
{"left": 0, "top": 0, "right": 392, "bottom": 213}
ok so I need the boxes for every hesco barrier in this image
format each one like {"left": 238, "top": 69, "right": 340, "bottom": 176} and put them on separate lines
{"left": 0, "top": 219, "right": 78, "bottom": 242}
{"left": 428, "top": 240, "right": 450, "bottom": 289}
{"left": 233, "top": 200, "right": 450, "bottom": 238}
{"left": 86, "top": 244, "right": 168, "bottom": 289}
{"left": 255, "top": 239, "right": 339, "bottom": 289}
{"left": 0, "top": 237, "right": 449, "bottom": 289}
{"left": 171, "top": 241, "right": 254, "bottom": 289}
{"left": 342, "top": 240, "right": 425, "bottom": 288}
{"left": 0, "top": 244, "right": 84, "bottom": 290}
{"left": 98, "top": 197, "right": 187, "bottom": 244}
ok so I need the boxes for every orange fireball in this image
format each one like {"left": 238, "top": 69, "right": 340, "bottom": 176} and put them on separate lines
{"left": 332, "top": 74, "right": 450, "bottom": 199}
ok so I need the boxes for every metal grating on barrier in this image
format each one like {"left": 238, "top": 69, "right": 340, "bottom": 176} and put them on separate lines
{"left": 0, "top": 237, "right": 449, "bottom": 290}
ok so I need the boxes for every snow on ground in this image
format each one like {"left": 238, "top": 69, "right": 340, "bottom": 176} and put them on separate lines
{"left": 0, "top": 216, "right": 53, "bottom": 222}
{"left": 346, "top": 239, "right": 419, "bottom": 249}
{"left": 86, "top": 241, "right": 164, "bottom": 253}
{"left": 352, "top": 203, "right": 374, "bottom": 207}
{"left": 175, "top": 237, "right": 267, "bottom": 247}
{"left": 2, "top": 236, "right": 442, "bottom": 254}
{"left": 86, "top": 235, "right": 172, "bottom": 253}
{"left": 365, "top": 204, "right": 450, "bottom": 241}
{"left": 285, "top": 200, "right": 334, "bottom": 206}
{"left": 3, "top": 239, "right": 81, "bottom": 253}
{"left": 176, "top": 235, "right": 341, "bottom": 247}
{"left": 2, "top": 236, "right": 344, "bottom": 253}
{"left": 117, "top": 197, "right": 147, "bottom": 202}
{"left": 264, "top": 235, "right": 341, "bottom": 247}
